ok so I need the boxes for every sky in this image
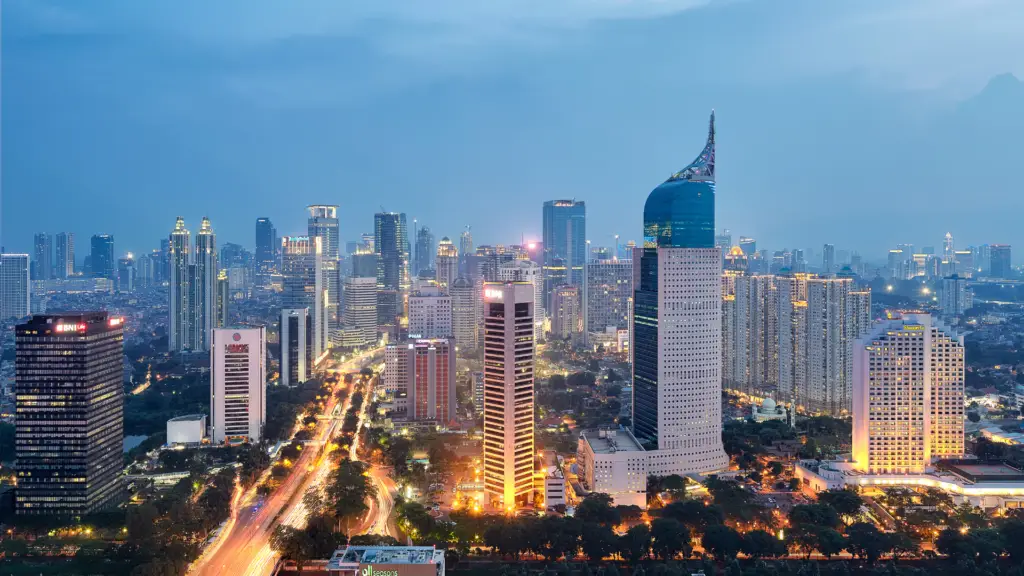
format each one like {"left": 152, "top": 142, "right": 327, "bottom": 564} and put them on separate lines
{"left": 2, "top": 0, "right": 1024, "bottom": 263}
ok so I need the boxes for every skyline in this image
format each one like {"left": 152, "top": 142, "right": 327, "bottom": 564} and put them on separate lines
{"left": 3, "top": 1, "right": 1024, "bottom": 258}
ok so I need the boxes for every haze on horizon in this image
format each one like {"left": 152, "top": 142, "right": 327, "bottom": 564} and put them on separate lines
{"left": 2, "top": 0, "right": 1023, "bottom": 261}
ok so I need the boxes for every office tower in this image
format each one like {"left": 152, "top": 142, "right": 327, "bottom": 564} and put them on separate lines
{"left": 887, "top": 249, "right": 905, "bottom": 280}
{"left": 32, "top": 234, "right": 53, "bottom": 280}
{"left": 54, "top": 233, "right": 74, "bottom": 278}
{"left": 975, "top": 244, "right": 992, "bottom": 274}
{"left": 450, "top": 276, "right": 478, "bottom": 351}
{"left": 633, "top": 112, "right": 728, "bottom": 475}
{"left": 497, "top": 259, "right": 544, "bottom": 342}
{"left": 990, "top": 244, "right": 1012, "bottom": 278}
{"left": 0, "top": 254, "right": 31, "bottom": 320}
{"left": 714, "top": 229, "right": 732, "bottom": 250}
{"left": 435, "top": 237, "right": 459, "bottom": 292}
{"left": 350, "top": 248, "right": 377, "bottom": 279}
{"left": 117, "top": 255, "right": 135, "bottom": 293}
{"left": 738, "top": 237, "right": 756, "bottom": 256}
{"left": 459, "top": 228, "right": 474, "bottom": 271}
{"left": 852, "top": 313, "right": 964, "bottom": 474}
{"left": 408, "top": 285, "right": 453, "bottom": 339}
{"left": 156, "top": 238, "right": 170, "bottom": 284}
{"left": 189, "top": 217, "right": 218, "bottom": 351}
{"left": 542, "top": 200, "right": 586, "bottom": 304}
{"left": 584, "top": 258, "right": 632, "bottom": 338}
{"left": 168, "top": 218, "right": 192, "bottom": 352}
{"left": 90, "top": 235, "right": 115, "bottom": 280}
{"left": 482, "top": 282, "right": 535, "bottom": 510}
{"left": 953, "top": 250, "right": 974, "bottom": 278}
{"left": 217, "top": 269, "right": 230, "bottom": 327}
{"left": 255, "top": 217, "right": 277, "bottom": 286}
{"left": 550, "top": 284, "right": 581, "bottom": 341}
{"left": 341, "top": 276, "right": 378, "bottom": 346}
{"left": 822, "top": 244, "right": 835, "bottom": 274}
{"left": 210, "top": 327, "right": 266, "bottom": 443}
{"left": 282, "top": 236, "right": 326, "bottom": 360}
{"left": 15, "top": 313, "right": 124, "bottom": 515}
{"left": 415, "top": 226, "right": 435, "bottom": 276}
{"left": 308, "top": 205, "right": 341, "bottom": 334}
{"left": 280, "top": 309, "right": 313, "bottom": 386}
{"left": 943, "top": 232, "right": 954, "bottom": 260}
{"left": 375, "top": 212, "right": 410, "bottom": 326}
{"left": 940, "top": 275, "right": 973, "bottom": 318}
{"left": 384, "top": 338, "right": 456, "bottom": 424}
{"left": 219, "top": 243, "right": 252, "bottom": 269}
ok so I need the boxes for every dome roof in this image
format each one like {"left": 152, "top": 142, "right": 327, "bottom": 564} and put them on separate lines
{"left": 728, "top": 246, "right": 745, "bottom": 257}
{"left": 762, "top": 398, "right": 777, "bottom": 411}
{"left": 451, "top": 276, "right": 473, "bottom": 289}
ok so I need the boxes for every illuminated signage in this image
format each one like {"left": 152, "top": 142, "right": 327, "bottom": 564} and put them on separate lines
{"left": 225, "top": 344, "right": 250, "bottom": 354}
{"left": 359, "top": 565, "right": 435, "bottom": 576}
{"left": 363, "top": 567, "right": 400, "bottom": 576}
{"left": 54, "top": 323, "right": 87, "bottom": 333}
{"left": 108, "top": 317, "right": 124, "bottom": 327}
{"left": 483, "top": 288, "right": 503, "bottom": 300}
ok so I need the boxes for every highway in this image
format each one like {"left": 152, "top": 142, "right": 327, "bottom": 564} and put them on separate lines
{"left": 191, "top": 349, "right": 381, "bottom": 576}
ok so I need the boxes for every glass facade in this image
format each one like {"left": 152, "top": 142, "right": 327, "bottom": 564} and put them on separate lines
{"left": 15, "top": 313, "right": 124, "bottom": 516}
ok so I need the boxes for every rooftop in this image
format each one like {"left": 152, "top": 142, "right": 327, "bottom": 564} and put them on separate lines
{"left": 581, "top": 427, "right": 645, "bottom": 454}
{"left": 168, "top": 414, "right": 206, "bottom": 423}
{"left": 327, "top": 546, "right": 444, "bottom": 570}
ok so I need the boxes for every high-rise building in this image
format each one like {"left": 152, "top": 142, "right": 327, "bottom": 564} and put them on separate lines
{"left": 953, "top": 250, "right": 974, "bottom": 278}
{"left": 721, "top": 273, "right": 777, "bottom": 397}
{"left": 822, "top": 244, "right": 835, "bottom": 275}
{"left": 15, "top": 313, "right": 124, "bottom": 515}
{"left": 990, "top": 244, "right": 1012, "bottom": 279}
{"left": 308, "top": 205, "right": 340, "bottom": 335}
{"left": 169, "top": 218, "right": 191, "bottom": 352}
{"left": 714, "top": 230, "right": 732, "bottom": 250}
{"left": 255, "top": 217, "right": 277, "bottom": 286}
{"left": 943, "top": 232, "right": 955, "bottom": 260}
{"left": 852, "top": 313, "right": 964, "bottom": 474}
{"left": 738, "top": 237, "right": 756, "bottom": 256}
{"left": 584, "top": 259, "right": 632, "bottom": 338}
{"left": 415, "top": 226, "right": 435, "bottom": 276}
{"left": 435, "top": 237, "right": 459, "bottom": 292}
{"left": 632, "top": 112, "right": 728, "bottom": 475}
{"left": 117, "top": 255, "right": 136, "bottom": 293}
{"left": 375, "top": 212, "right": 410, "bottom": 326}
{"left": 482, "top": 281, "right": 535, "bottom": 510}
{"left": 384, "top": 338, "right": 456, "bottom": 424}
{"left": 55, "top": 233, "right": 74, "bottom": 279}
{"left": 90, "top": 235, "right": 115, "bottom": 280}
{"left": 217, "top": 269, "right": 230, "bottom": 327}
{"left": 550, "top": 284, "right": 581, "bottom": 341}
{"left": 0, "top": 254, "right": 31, "bottom": 320}
{"left": 542, "top": 200, "right": 586, "bottom": 302}
{"left": 341, "top": 276, "right": 378, "bottom": 347}
{"left": 282, "top": 236, "right": 326, "bottom": 360}
{"left": 350, "top": 248, "right": 377, "bottom": 279}
{"left": 32, "top": 234, "right": 53, "bottom": 280}
{"left": 280, "top": 308, "right": 313, "bottom": 387}
{"left": 497, "top": 260, "right": 544, "bottom": 342}
{"left": 940, "top": 274, "right": 973, "bottom": 318}
{"left": 408, "top": 285, "right": 453, "bottom": 339}
{"left": 459, "top": 228, "right": 474, "bottom": 273}
{"left": 450, "top": 276, "right": 478, "bottom": 351}
{"left": 211, "top": 327, "right": 266, "bottom": 443}
{"left": 804, "top": 277, "right": 857, "bottom": 415}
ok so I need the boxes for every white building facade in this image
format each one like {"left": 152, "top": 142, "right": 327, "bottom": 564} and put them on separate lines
{"left": 211, "top": 327, "right": 266, "bottom": 443}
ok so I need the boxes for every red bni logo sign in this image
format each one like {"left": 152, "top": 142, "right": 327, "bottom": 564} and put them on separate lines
{"left": 233, "top": 333, "right": 241, "bottom": 341}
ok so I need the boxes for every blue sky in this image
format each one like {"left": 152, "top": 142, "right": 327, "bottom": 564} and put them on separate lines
{"left": 2, "top": 0, "right": 1023, "bottom": 262}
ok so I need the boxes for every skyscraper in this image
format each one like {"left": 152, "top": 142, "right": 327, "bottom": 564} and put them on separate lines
{"left": 738, "top": 237, "right": 757, "bottom": 256}
{"left": 168, "top": 218, "right": 191, "bottom": 352}
{"left": 375, "top": 212, "right": 410, "bottom": 326}
{"left": 632, "top": 112, "right": 728, "bottom": 475}
{"left": 542, "top": 199, "right": 586, "bottom": 303}
{"left": 408, "top": 285, "right": 453, "bottom": 339}
{"left": 497, "top": 259, "right": 544, "bottom": 342}
{"left": 584, "top": 258, "right": 633, "bottom": 336}
{"left": 940, "top": 274, "right": 973, "bottom": 318}
{"left": 191, "top": 218, "right": 218, "bottom": 351}
{"left": 450, "top": 276, "right": 478, "bottom": 351}
{"left": 990, "top": 244, "right": 1012, "bottom": 278}
{"left": 435, "top": 237, "right": 459, "bottom": 292}
{"left": 550, "top": 284, "right": 581, "bottom": 341}
{"left": 384, "top": 338, "right": 456, "bottom": 425}
{"left": 55, "top": 232, "right": 74, "bottom": 278}
{"left": 90, "top": 235, "right": 115, "bottom": 280}
{"left": 280, "top": 308, "right": 313, "bottom": 387}
{"left": 350, "top": 248, "right": 377, "bottom": 279}
{"left": 32, "top": 234, "right": 53, "bottom": 280}
{"left": 15, "top": 313, "right": 124, "bottom": 515}
{"left": 210, "top": 327, "right": 266, "bottom": 443}
{"left": 282, "top": 236, "right": 326, "bottom": 360}
{"left": 482, "top": 282, "right": 535, "bottom": 510}
{"left": 255, "top": 217, "right": 277, "bottom": 286}
{"left": 117, "top": 254, "right": 136, "bottom": 293}
{"left": 459, "top": 228, "right": 474, "bottom": 272}
{"left": 415, "top": 226, "right": 436, "bottom": 276}
{"left": 0, "top": 254, "right": 31, "bottom": 320}
{"left": 217, "top": 269, "right": 230, "bottom": 327}
{"left": 852, "top": 313, "right": 964, "bottom": 474}
{"left": 308, "top": 205, "right": 340, "bottom": 335}
{"left": 341, "top": 276, "right": 378, "bottom": 347}
{"left": 822, "top": 244, "right": 835, "bottom": 275}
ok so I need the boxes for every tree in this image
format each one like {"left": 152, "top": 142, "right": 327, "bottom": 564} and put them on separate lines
{"left": 936, "top": 528, "right": 975, "bottom": 560}
{"left": 576, "top": 493, "right": 621, "bottom": 526}
{"left": 549, "top": 374, "right": 567, "bottom": 390}
{"left": 768, "top": 461, "right": 784, "bottom": 477}
{"left": 968, "top": 411, "right": 981, "bottom": 423}
{"left": 741, "top": 529, "right": 787, "bottom": 560}
{"left": 702, "top": 524, "right": 743, "bottom": 562}
{"left": 788, "top": 478, "right": 802, "bottom": 491}
{"left": 607, "top": 369, "right": 621, "bottom": 383}
{"left": 969, "top": 528, "right": 1005, "bottom": 563}
{"left": 616, "top": 505, "right": 644, "bottom": 523}
{"left": 1000, "top": 519, "right": 1024, "bottom": 561}
{"left": 789, "top": 504, "right": 841, "bottom": 530}
{"left": 816, "top": 490, "right": 863, "bottom": 521}
{"left": 581, "top": 523, "right": 618, "bottom": 562}
{"left": 814, "top": 528, "right": 847, "bottom": 560}
{"left": 887, "top": 531, "right": 919, "bottom": 561}
{"left": 660, "top": 499, "right": 723, "bottom": 533}
{"left": 304, "top": 514, "right": 345, "bottom": 558}
{"left": 844, "top": 522, "right": 891, "bottom": 564}
{"left": 328, "top": 459, "right": 375, "bottom": 532}
{"left": 650, "top": 518, "right": 691, "bottom": 560}
{"left": 271, "top": 525, "right": 314, "bottom": 573}
{"left": 619, "top": 524, "right": 651, "bottom": 563}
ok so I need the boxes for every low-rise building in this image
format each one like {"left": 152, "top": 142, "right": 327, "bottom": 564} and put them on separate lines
{"left": 536, "top": 450, "right": 566, "bottom": 510}
{"left": 326, "top": 546, "right": 445, "bottom": 576}
{"left": 167, "top": 414, "right": 207, "bottom": 445}
{"left": 576, "top": 427, "right": 647, "bottom": 508}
